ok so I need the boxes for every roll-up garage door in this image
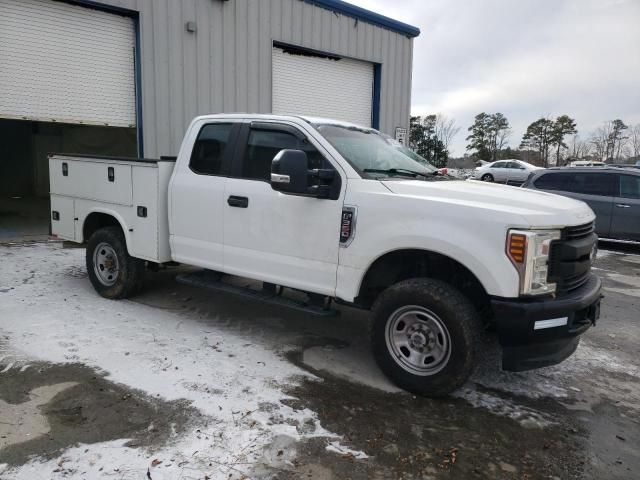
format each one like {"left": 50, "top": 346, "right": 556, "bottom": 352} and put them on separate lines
{"left": 272, "top": 46, "right": 373, "bottom": 127}
{"left": 0, "top": 0, "right": 136, "bottom": 127}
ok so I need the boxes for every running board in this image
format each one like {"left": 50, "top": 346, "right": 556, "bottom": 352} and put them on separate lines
{"left": 175, "top": 270, "right": 339, "bottom": 317}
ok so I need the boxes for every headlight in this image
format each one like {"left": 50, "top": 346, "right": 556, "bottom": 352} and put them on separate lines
{"left": 506, "top": 229, "right": 561, "bottom": 295}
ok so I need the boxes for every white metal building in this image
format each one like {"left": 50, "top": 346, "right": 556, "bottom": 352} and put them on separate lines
{"left": 0, "top": 0, "right": 419, "bottom": 201}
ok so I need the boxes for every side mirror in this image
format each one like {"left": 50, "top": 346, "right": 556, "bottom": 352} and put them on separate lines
{"left": 270, "top": 149, "right": 335, "bottom": 198}
{"left": 271, "top": 149, "right": 310, "bottom": 195}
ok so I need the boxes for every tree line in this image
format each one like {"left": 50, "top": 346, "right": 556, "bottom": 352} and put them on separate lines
{"left": 409, "top": 112, "right": 640, "bottom": 168}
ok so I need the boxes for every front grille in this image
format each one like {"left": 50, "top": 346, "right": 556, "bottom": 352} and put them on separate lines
{"left": 549, "top": 222, "right": 596, "bottom": 294}
{"left": 563, "top": 221, "right": 595, "bottom": 240}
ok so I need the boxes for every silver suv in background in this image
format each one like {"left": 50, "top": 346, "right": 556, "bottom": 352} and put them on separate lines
{"left": 522, "top": 167, "right": 640, "bottom": 242}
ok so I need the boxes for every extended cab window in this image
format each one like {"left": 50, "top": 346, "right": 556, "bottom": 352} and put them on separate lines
{"left": 619, "top": 175, "right": 640, "bottom": 199}
{"left": 242, "top": 129, "right": 325, "bottom": 181}
{"left": 190, "top": 123, "right": 233, "bottom": 175}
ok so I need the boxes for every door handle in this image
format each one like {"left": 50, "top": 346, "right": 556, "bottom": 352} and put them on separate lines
{"left": 227, "top": 195, "right": 249, "bottom": 208}
{"left": 616, "top": 204, "right": 631, "bottom": 208}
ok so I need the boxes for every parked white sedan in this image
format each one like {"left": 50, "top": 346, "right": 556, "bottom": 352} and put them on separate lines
{"left": 473, "top": 159, "right": 542, "bottom": 183}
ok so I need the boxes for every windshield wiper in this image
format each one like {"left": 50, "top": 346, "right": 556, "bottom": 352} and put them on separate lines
{"left": 363, "top": 168, "right": 432, "bottom": 178}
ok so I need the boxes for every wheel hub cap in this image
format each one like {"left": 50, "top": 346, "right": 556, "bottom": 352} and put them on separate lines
{"left": 385, "top": 305, "right": 452, "bottom": 376}
{"left": 93, "top": 242, "right": 119, "bottom": 287}
{"left": 409, "top": 331, "right": 428, "bottom": 349}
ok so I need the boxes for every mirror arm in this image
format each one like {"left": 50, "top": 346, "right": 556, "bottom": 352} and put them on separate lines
{"left": 309, "top": 168, "right": 335, "bottom": 181}
{"left": 307, "top": 185, "right": 331, "bottom": 199}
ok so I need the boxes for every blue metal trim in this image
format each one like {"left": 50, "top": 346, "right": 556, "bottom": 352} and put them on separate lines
{"left": 372, "top": 64, "right": 381, "bottom": 130}
{"left": 57, "top": 0, "right": 137, "bottom": 16}
{"left": 304, "top": 0, "right": 420, "bottom": 38}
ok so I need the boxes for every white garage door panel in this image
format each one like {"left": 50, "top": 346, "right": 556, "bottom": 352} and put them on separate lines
{"left": 0, "top": 0, "right": 136, "bottom": 127}
{"left": 272, "top": 47, "right": 373, "bottom": 128}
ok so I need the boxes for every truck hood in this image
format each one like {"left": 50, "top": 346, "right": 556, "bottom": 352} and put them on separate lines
{"left": 381, "top": 179, "right": 595, "bottom": 228}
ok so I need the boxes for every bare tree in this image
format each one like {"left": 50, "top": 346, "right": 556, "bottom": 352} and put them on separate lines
{"left": 496, "top": 126, "right": 512, "bottom": 153}
{"left": 590, "top": 122, "right": 613, "bottom": 161}
{"left": 569, "top": 134, "right": 591, "bottom": 160}
{"left": 434, "top": 114, "right": 460, "bottom": 155}
{"left": 628, "top": 124, "right": 640, "bottom": 160}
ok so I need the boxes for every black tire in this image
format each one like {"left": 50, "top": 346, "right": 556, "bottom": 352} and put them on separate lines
{"left": 86, "top": 226, "right": 145, "bottom": 299}
{"left": 481, "top": 173, "right": 494, "bottom": 182}
{"left": 371, "top": 278, "right": 481, "bottom": 397}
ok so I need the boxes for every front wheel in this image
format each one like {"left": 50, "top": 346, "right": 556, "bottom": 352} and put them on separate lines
{"left": 371, "top": 278, "right": 481, "bottom": 397}
{"left": 481, "top": 173, "right": 494, "bottom": 182}
{"left": 86, "top": 226, "right": 145, "bottom": 299}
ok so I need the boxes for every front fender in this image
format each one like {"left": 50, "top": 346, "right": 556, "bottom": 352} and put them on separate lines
{"left": 336, "top": 202, "right": 522, "bottom": 301}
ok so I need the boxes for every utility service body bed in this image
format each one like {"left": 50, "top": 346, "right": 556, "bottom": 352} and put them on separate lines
{"left": 49, "top": 154, "right": 175, "bottom": 263}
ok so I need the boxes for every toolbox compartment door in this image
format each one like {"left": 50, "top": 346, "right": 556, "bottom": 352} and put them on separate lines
{"left": 50, "top": 157, "right": 133, "bottom": 206}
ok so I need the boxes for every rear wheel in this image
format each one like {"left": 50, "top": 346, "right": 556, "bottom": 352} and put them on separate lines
{"left": 86, "top": 226, "right": 144, "bottom": 299}
{"left": 481, "top": 173, "right": 494, "bottom": 182}
{"left": 371, "top": 278, "right": 480, "bottom": 397}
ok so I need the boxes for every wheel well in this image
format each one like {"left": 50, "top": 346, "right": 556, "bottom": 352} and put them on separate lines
{"left": 356, "top": 249, "right": 491, "bottom": 318}
{"left": 83, "top": 213, "right": 123, "bottom": 243}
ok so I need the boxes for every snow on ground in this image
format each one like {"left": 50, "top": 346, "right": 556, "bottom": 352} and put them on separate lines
{"left": 0, "top": 242, "right": 363, "bottom": 479}
{"left": 2, "top": 242, "right": 639, "bottom": 477}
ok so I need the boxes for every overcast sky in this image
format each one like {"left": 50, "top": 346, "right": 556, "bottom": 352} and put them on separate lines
{"left": 350, "top": 0, "right": 640, "bottom": 156}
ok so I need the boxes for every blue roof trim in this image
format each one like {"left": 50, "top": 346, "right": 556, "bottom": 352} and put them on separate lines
{"left": 304, "top": 0, "right": 420, "bottom": 38}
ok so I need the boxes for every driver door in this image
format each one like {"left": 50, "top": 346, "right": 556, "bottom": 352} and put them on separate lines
{"left": 223, "top": 121, "right": 345, "bottom": 296}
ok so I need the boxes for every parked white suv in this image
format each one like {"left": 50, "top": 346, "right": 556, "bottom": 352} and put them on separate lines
{"left": 49, "top": 114, "right": 602, "bottom": 396}
{"left": 474, "top": 159, "right": 542, "bottom": 183}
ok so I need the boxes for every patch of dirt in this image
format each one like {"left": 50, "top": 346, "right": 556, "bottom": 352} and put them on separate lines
{"left": 0, "top": 362, "right": 200, "bottom": 466}
{"left": 280, "top": 362, "right": 589, "bottom": 480}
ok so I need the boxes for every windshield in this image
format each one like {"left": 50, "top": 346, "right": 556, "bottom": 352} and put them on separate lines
{"left": 315, "top": 124, "right": 437, "bottom": 178}
{"left": 393, "top": 144, "right": 437, "bottom": 170}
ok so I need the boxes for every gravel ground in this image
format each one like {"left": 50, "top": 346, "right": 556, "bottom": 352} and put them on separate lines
{"left": 0, "top": 240, "right": 638, "bottom": 479}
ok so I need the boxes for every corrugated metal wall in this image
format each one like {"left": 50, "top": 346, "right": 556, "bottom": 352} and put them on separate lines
{"left": 88, "top": 0, "right": 414, "bottom": 158}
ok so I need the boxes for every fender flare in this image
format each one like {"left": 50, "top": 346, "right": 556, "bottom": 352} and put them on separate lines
{"left": 81, "top": 208, "right": 132, "bottom": 250}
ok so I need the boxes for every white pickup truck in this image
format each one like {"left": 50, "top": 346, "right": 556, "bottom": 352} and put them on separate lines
{"left": 49, "top": 114, "right": 602, "bottom": 396}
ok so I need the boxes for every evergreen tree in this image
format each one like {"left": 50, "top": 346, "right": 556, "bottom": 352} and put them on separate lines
{"left": 466, "top": 112, "right": 511, "bottom": 161}
{"left": 409, "top": 115, "right": 449, "bottom": 168}
{"left": 521, "top": 118, "right": 555, "bottom": 167}
{"left": 551, "top": 115, "right": 577, "bottom": 165}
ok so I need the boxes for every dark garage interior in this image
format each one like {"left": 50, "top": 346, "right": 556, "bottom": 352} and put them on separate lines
{"left": 0, "top": 119, "right": 136, "bottom": 241}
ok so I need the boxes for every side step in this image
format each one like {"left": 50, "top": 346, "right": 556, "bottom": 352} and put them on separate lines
{"left": 175, "top": 270, "right": 339, "bottom": 317}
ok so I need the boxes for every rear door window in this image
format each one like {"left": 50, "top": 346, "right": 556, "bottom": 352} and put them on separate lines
{"left": 565, "top": 172, "right": 615, "bottom": 197}
{"left": 619, "top": 175, "right": 640, "bottom": 199}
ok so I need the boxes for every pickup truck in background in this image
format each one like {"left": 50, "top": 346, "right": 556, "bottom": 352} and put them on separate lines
{"left": 49, "top": 114, "right": 603, "bottom": 396}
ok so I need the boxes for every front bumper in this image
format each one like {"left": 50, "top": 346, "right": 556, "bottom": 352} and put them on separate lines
{"left": 490, "top": 273, "right": 602, "bottom": 371}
